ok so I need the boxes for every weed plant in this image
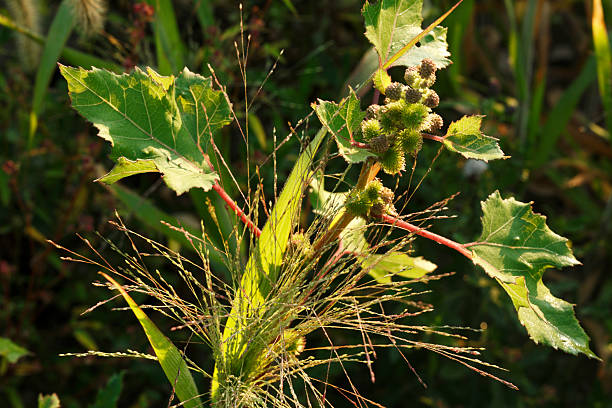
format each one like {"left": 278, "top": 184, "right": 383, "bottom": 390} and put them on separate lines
{"left": 4, "top": 1, "right": 603, "bottom": 406}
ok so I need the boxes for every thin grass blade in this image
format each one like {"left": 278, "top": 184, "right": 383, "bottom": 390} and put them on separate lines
{"left": 100, "top": 272, "right": 202, "bottom": 408}
{"left": 29, "top": 0, "right": 75, "bottom": 146}
{"left": 146, "top": 0, "right": 185, "bottom": 74}
{"left": 533, "top": 56, "right": 596, "bottom": 167}
{"left": 592, "top": 0, "right": 612, "bottom": 137}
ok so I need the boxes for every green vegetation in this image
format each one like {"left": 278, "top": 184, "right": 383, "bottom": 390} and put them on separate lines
{"left": 1, "top": 0, "right": 610, "bottom": 407}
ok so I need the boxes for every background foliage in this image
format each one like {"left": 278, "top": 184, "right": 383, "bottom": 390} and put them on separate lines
{"left": 1, "top": 0, "right": 611, "bottom": 406}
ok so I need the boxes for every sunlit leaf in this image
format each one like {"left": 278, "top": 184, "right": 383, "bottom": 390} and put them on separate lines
{"left": 60, "top": 65, "right": 232, "bottom": 195}
{"left": 0, "top": 337, "right": 31, "bottom": 363}
{"left": 363, "top": 252, "right": 436, "bottom": 284}
{"left": 38, "top": 394, "right": 60, "bottom": 408}
{"left": 314, "top": 92, "right": 374, "bottom": 163}
{"left": 362, "top": 0, "right": 450, "bottom": 69}
{"left": 443, "top": 115, "right": 506, "bottom": 162}
{"left": 470, "top": 191, "right": 596, "bottom": 358}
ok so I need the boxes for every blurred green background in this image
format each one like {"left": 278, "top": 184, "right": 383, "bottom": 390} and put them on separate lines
{"left": 1, "top": 0, "right": 611, "bottom": 406}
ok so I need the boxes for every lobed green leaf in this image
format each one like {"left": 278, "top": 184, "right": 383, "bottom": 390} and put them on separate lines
{"left": 443, "top": 115, "right": 506, "bottom": 162}
{"left": 470, "top": 191, "right": 596, "bottom": 358}
{"left": 363, "top": 252, "right": 436, "bottom": 284}
{"left": 314, "top": 92, "right": 374, "bottom": 163}
{"left": 60, "top": 65, "right": 232, "bottom": 195}
{"left": 362, "top": 0, "right": 450, "bottom": 69}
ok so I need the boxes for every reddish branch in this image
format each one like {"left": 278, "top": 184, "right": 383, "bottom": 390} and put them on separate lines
{"left": 422, "top": 133, "right": 445, "bottom": 143}
{"left": 380, "top": 213, "right": 473, "bottom": 259}
{"left": 212, "top": 182, "right": 262, "bottom": 238}
{"left": 203, "top": 153, "right": 262, "bottom": 238}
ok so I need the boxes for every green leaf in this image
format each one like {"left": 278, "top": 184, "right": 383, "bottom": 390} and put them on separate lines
{"left": 362, "top": 0, "right": 450, "bottom": 69}
{"left": 443, "top": 115, "right": 506, "bottom": 162}
{"left": 101, "top": 273, "right": 202, "bottom": 408}
{"left": 38, "top": 394, "right": 60, "bottom": 408}
{"left": 212, "top": 127, "right": 327, "bottom": 401}
{"left": 60, "top": 65, "right": 232, "bottom": 195}
{"left": 469, "top": 191, "right": 596, "bottom": 358}
{"left": 372, "top": 68, "right": 392, "bottom": 93}
{"left": 89, "top": 372, "right": 124, "bottom": 408}
{"left": 29, "top": 0, "right": 76, "bottom": 145}
{"left": 314, "top": 92, "right": 374, "bottom": 163}
{"left": 363, "top": 252, "right": 436, "bottom": 284}
{"left": 0, "top": 337, "right": 31, "bottom": 363}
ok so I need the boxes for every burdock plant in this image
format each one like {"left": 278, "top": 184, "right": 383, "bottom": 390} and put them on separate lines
{"left": 55, "top": 1, "right": 596, "bottom": 406}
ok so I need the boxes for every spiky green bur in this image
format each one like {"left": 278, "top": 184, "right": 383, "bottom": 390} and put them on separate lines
{"left": 385, "top": 82, "right": 404, "bottom": 101}
{"left": 419, "top": 58, "right": 437, "bottom": 78}
{"left": 380, "top": 100, "right": 427, "bottom": 133}
{"left": 369, "top": 135, "right": 389, "bottom": 154}
{"left": 379, "top": 101, "right": 405, "bottom": 132}
{"left": 423, "top": 113, "right": 443, "bottom": 132}
{"left": 362, "top": 119, "right": 382, "bottom": 141}
{"left": 405, "top": 87, "right": 422, "bottom": 104}
{"left": 379, "top": 144, "right": 406, "bottom": 175}
{"left": 423, "top": 89, "right": 440, "bottom": 108}
{"left": 364, "top": 179, "right": 383, "bottom": 202}
{"left": 345, "top": 189, "right": 373, "bottom": 218}
{"left": 403, "top": 103, "right": 429, "bottom": 130}
{"left": 365, "top": 104, "right": 382, "bottom": 120}
{"left": 404, "top": 66, "right": 418, "bottom": 85}
{"left": 399, "top": 128, "right": 423, "bottom": 155}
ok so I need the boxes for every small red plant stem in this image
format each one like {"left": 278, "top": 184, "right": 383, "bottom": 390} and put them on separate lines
{"left": 203, "top": 153, "right": 262, "bottom": 238}
{"left": 351, "top": 141, "right": 370, "bottom": 149}
{"left": 380, "top": 213, "right": 473, "bottom": 260}
{"left": 422, "top": 133, "right": 445, "bottom": 143}
{"left": 212, "top": 182, "right": 262, "bottom": 238}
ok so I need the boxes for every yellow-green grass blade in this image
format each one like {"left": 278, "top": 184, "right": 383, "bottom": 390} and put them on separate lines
{"left": 211, "top": 127, "right": 327, "bottom": 401}
{"left": 592, "top": 0, "right": 612, "bottom": 137}
{"left": 100, "top": 272, "right": 202, "bottom": 408}
{"left": 29, "top": 0, "right": 75, "bottom": 146}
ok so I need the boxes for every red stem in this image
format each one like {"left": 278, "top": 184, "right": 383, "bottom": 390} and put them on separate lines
{"left": 380, "top": 213, "right": 472, "bottom": 260}
{"left": 212, "top": 182, "right": 262, "bottom": 238}
{"left": 351, "top": 141, "right": 370, "bottom": 149}
{"left": 422, "top": 133, "right": 445, "bottom": 143}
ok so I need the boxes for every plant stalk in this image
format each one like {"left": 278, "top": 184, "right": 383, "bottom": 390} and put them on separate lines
{"left": 380, "top": 213, "right": 473, "bottom": 259}
{"left": 212, "top": 182, "right": 262, "bottom": 237}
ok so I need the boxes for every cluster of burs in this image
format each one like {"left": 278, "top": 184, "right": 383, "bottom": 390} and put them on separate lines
{"left": 346, "top": 58, "right": 442, "bottom": 220}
